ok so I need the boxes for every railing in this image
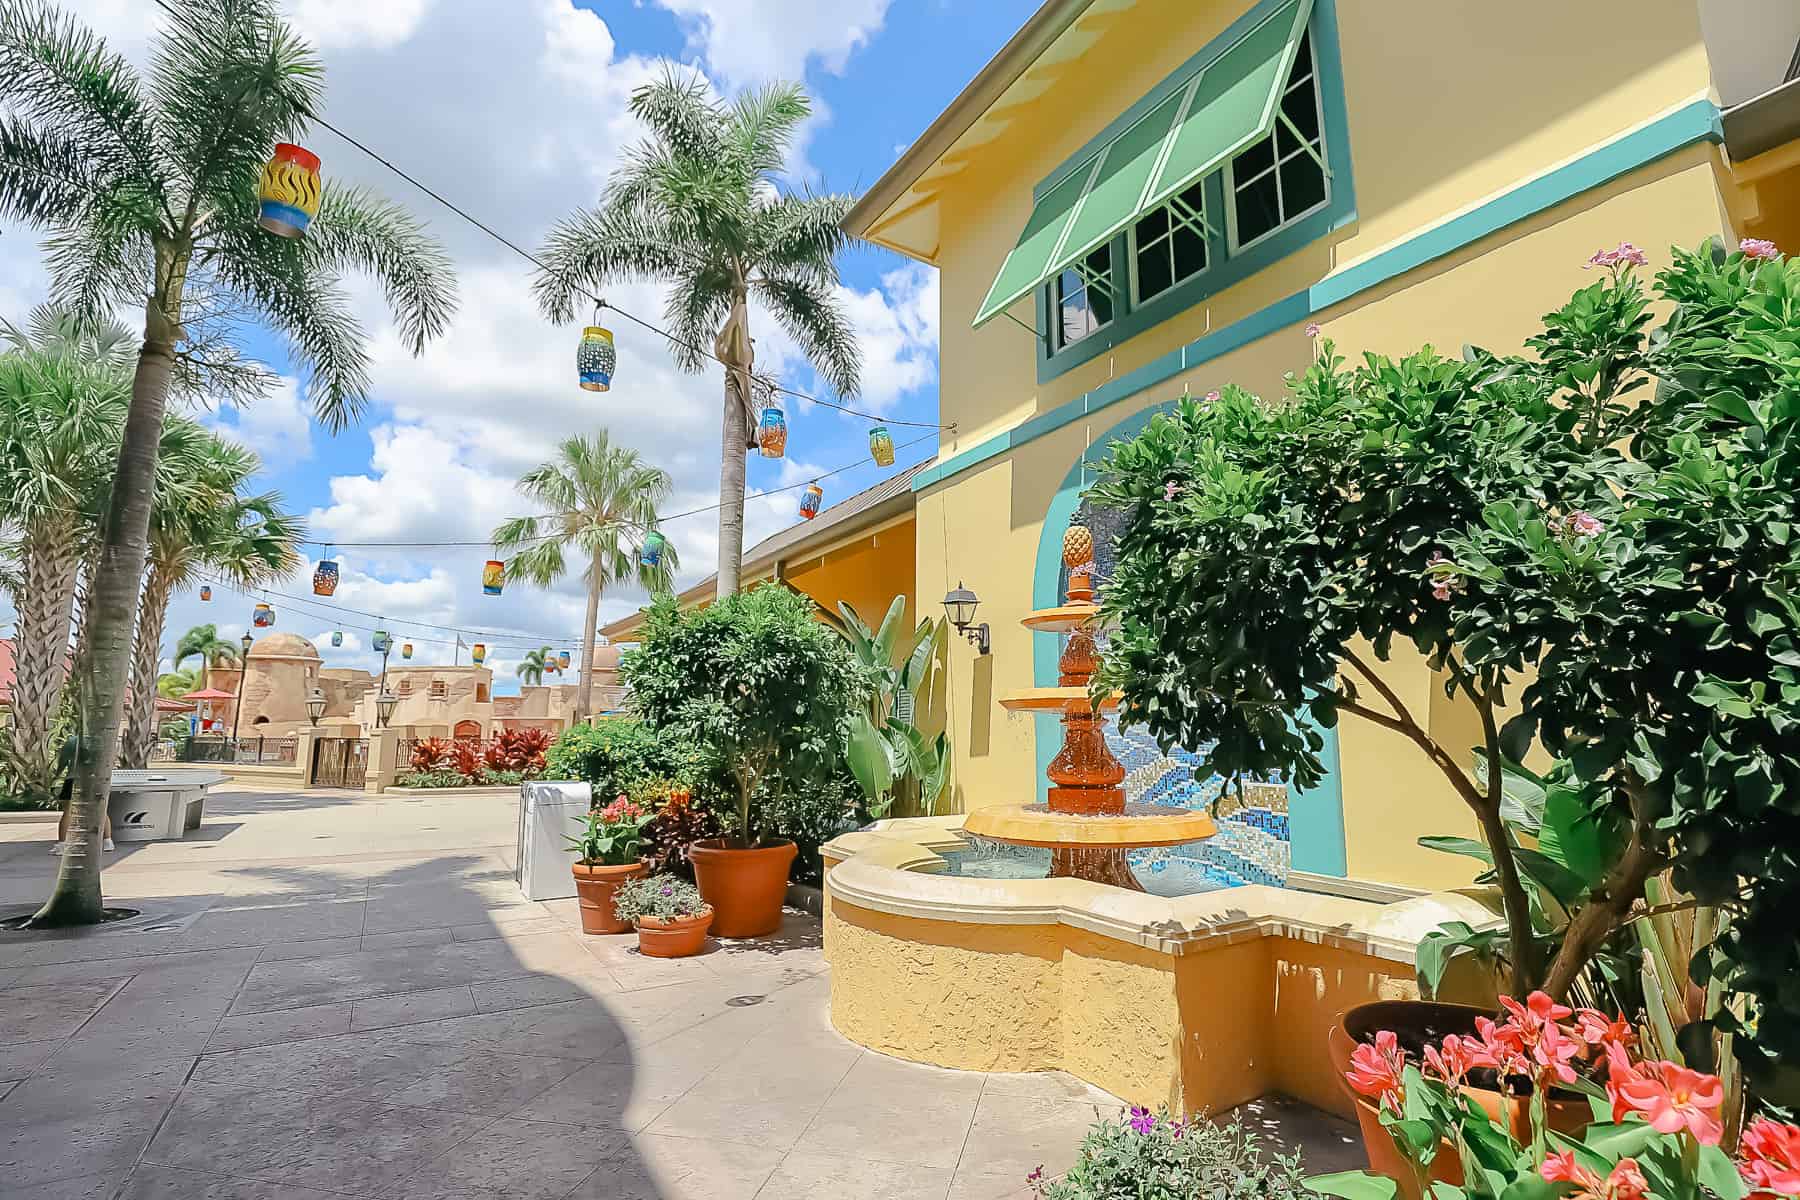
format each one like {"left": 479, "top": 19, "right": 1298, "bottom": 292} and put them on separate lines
{"left": 177, "top": 735, "right": 297, "bottom": 766}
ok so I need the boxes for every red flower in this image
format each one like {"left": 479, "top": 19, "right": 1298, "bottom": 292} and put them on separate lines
{"left": 1532, "top": 1019, "right": 1583, "bottom": 1085}
{"left": 1542, "top": 1153, "right": 1648, "bottom": 1200}
{"left": 1423, "top": 1034, "right": 1489, "bottom": 1086}
{"left": 1611, "top": 1058, "right": 1725, "bottom": 1145}
{"left": 1741, "top": 1117, "right": 1800, "bottom": 1196}
{"left": 1575, "top": 1009, "right": 1637, "bottom": 1055}
{"left": 1346, "top": 1029, "right": 1406, "bottom": 1112}
{"left": 1542, "top": 1150, "right": 1603, "bottom": 1193}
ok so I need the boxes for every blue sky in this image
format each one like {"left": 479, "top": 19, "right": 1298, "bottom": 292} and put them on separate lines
{"left": 0, "top": 0, "right": 1037, "bottom": 692}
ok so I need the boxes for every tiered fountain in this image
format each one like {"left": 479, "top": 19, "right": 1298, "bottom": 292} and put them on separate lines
{"left": 962, "top": 523, "right": 1216, "bottom": 890}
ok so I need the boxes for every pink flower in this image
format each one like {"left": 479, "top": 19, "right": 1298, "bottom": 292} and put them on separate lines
{"left": 1612, "top": 1058, "right": 1725, "bottom": 1145}
{"left": 1346, "top": 1029, "right": 1406, "bottom": 1112}
{"left": 1542, "top": 1151, "right": 1603, "bottom": 1193}
{"left": 1304, "top": 322, "right": 1322, "bottom": 338}
{"left": 1741, "top": 1118, "right": 1800, "bottom": 1195}
{"left": 1575, "top": 1009, "right": 1637, "bottom": 1055}
{"left": 1533, "top": 1019, "right": 1583, "bottom": 1085}
{"left": 1566, "top": 511, "right": 1603, "bottom": 538}
{"left": 1431, "top": 580, "right": 1454, "bottom": 601}
{"left": 1542, "top": 1154, "right": 1648, "bottom": 1200}
{"left": 1164, "top": 480, "right": 1181, "bottom": 502}
{"left": 1605, "top": 1159, "right": 1650, "bottom": 1200}
{"left": 1741, "top": 238, "right": 1782, "bottom": 262}
{"left": 1204, "top": 390, "right": 1221, "bottom": 402}
{"left": 1500, "top": 991, "right": 1574, "bottom": 1040}
{"left": 1422, "top": 1034, "right": 1488, "bottom": 1086}
{"left": 1585, "top": 242, "right": 1649, "bottom": 270}
{"left": 1474, "top": 1014, "right": 1531, "bottom": 1078}
{"left": 1127, "top": 1106, "right": 1157, "bottom": 1135}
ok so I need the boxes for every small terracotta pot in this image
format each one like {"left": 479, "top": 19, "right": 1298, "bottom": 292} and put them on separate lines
{"left": 688, "top": 838, "right": 797, "bottom": 938}
{"left": 636, "top": 909, "right": 713, "bottom": 958}
{"left": 571, "top": 861, "right": 646, "bottom": 935}
{"left": 1328, "top": 1000, "right": 1594, "bottom": 1199}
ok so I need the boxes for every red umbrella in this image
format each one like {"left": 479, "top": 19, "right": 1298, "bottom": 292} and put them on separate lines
{"left": 180, "top": 687, "right": 236, "bottom": 701}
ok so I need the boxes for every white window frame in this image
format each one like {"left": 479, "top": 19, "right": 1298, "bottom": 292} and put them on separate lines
{"left": 1126, "top": 181, "right": 1213, "bottom": 307}
{"left": 1224, "top": 30, "right": 1330, "bottom": 256}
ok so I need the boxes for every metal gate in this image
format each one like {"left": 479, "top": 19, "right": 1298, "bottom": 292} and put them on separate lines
{"left": 312, "top": 737, "right": 369, "bottom": 788}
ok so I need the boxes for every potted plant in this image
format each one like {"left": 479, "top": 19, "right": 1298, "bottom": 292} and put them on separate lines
{"left": 613, "top": 874, "right": 712, "bottom": 958}
{"left": 1026, "top": 1105, "right": 1315, "bottom": 1199}
{"left": 565, "top": 795, "right": 653, "bottom": 934}
{"left": 623, "top": 586, "right": 866, "bottom": 937}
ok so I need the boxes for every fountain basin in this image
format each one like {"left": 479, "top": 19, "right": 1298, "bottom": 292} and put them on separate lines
{"left": 962, "top": 802, "right": 1216, "bottom": 848}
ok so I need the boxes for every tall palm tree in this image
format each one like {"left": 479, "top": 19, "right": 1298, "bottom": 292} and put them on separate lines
{"left": 0, "top": 341, "right": 129, "bottom": 804}
{"left": 493, "top": 431, "right": 677, "bottom": 720}
{"left": 516, "top": 646, "right": 554, "bottom": 688}
{"left": 0, "top": 0, "right": 457, "bottom": 925}
{"left": 173, "top": 623, "right": 244, "bottom": 674}
{"left": 533, "top": 69, "right": 863, "bottom": 596}
{"left": 121, "top": 425, "right": 301, "bottom": 768}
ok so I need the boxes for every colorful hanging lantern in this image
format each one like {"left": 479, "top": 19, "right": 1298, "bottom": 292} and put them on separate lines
{"left": 640, "top": 530, "right": 666, "bottom": 568}
{"left": 312, "top": 558, "right": 339, "bottom": 596}
{"left": 482, "top": 559, "right": 505, "bottom": 596}
{"left": 331, "top": 631, "right": 343, "bottom": 648}
{"left": 577, "top": 327, "right": 616, "bottom": 392}
{"left": 372, "top": 629, "right": 391, "bottom": 654}
{"left": 252, "top": 602, "right": 274, "bottom": 628}
{"left": 471, "top": 642, "right": 487, "bottom": 665}
{"left": 256, "top": 143, "right": 322, "bottom": 239}
{"left": 558, "top": 650, "right": 572, "bottom": 669}
{"left": 756, "top": 404, "right": 787, "bottom": 458}
{"left": 799, "top": 484, "right": 823, "bottom": 520}
{"left": 402, "top": 642, "right": 414, "bottom": 660}
{"left": 869, "top": 425, "right": 895, "bottom": 467}
{"left": 199, "top": 586, "right": 211, "bottom": 602}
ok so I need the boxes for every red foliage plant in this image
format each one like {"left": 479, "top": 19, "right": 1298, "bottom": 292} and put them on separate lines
{"left": 451, "top": 740, "right": 481, "bottom": 778}
{"left": 484, "top": 728, "right": 551, "bottom": 774}
{"left": 409, "top": 737, "right": 453, "bottom": 773}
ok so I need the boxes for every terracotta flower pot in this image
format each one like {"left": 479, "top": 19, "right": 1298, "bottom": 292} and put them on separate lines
{"left": 1328, "top": 1000, "right": 1595, "bottom": 1199}
{"left": 636, "top": 909, "right": 713, "bottom": 958}
{"left": 571, "top": 861, "right": 646, "bottom": 935}
{"left": 688, "top": 838, "right": 797, "bottom": 938}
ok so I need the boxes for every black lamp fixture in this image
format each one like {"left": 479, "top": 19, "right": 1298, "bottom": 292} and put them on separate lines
{"left": 375, "top": 690, "right": 398, "bottom": 729}
{"left": 305, "top": 686, "right": 327, "bottom": 727}
{"left": 941, "top": 582, "right": 990, "bottom": 655}
{"left": 230, "top": 631, "right": 255, "bottom": 743}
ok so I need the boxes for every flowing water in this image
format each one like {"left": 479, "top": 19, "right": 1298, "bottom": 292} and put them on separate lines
{"left": 940, "top": 835, "right": 1238, "bottom": 897}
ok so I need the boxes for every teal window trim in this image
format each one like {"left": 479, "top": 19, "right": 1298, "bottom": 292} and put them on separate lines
{"left": 1035, "top": 0, "right": 1354, "bottom": 384}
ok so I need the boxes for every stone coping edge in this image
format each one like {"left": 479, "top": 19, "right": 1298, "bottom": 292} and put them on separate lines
{"left": 823, "top": 815, "right": 1502, "bottom": 967}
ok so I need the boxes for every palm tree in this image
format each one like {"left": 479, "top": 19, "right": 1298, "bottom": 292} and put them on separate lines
{"left": 0, "top": 337, "right": 129, "bottom": 804}
{"left": 121, "top": 425, "right": 301, "bottom": 767}
{"left": 156, "top": 665, "right": 199, "bottom": 700}
{"left": 517, "top": 646, "right": 554, "bottom": 688}
{"left": 533, "top": 69, "right": 862, "bottom": 596}
{"left": 0, "top": 0, "right": 457, "bottom": 925}
{"left": 493, "top": 431, "right": 677, "bottom": 720}
{"left": 173, "top": 623, "right": 244, "bottom": 675}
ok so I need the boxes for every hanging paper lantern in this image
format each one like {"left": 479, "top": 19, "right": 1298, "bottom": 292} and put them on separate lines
{"left": 799, "top": 484, "right": 823, "bottom": 520}
{"left": 869, "top": 425, "right": 895, "bottom": 467}
{"left": 640, "top": 530, "right": 666, "bottom": 568}
{"left": 199, "top": 586, "right": 211, "bottom": 602}
{"left": 558, "top": 650, "right": 572, "bottom": 669}
{"left": 482, "top": 559, "right": 505, "bottom": 596}
{"left": 471, "top": 642, "right": 487, "bottom": 665}
{"left": 401, "top": 642, "right": 414, "bottom": 660}
{"left": 577, "top": 326, "right": 616, "bottom": 392}
{"left": 756, "top": 404, "right": 787, "bottom": 459}
{"left": 331, "top": 631, "right": 343, "bottom": 648}
{"left": 252, "top": 602, "right": 275, "bottom": 628}
{"left": 372, "top": 629, "right": 391, "bottom": 654}
{"left": 256, "top": 143, "right": 322, "bottom": 238}
{"left": 312, "top": 558, "right": 339, "bottom": 596}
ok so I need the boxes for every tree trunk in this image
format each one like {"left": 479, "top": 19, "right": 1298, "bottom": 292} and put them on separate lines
{"left": 4, "top": 521, "right": 83, "bottom": 805}
{"left": 121, "top": 565, "right": 173, "bottom": 770}
{"left": 714, "top": 293, "right": 753, "bottom": 597}
{"left": 576, "top": 555, "right": 601, "bottom": 722}
{"left": 30, "top": 297, "right": 179, "bottom": 927}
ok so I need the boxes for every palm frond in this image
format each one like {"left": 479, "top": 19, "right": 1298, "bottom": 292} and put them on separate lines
{"left": 754, "top": 275, "right": 862, "bottom": 397}
{"left": 505, "top": 538, "right": 567, "bottom": 589}
{"left": 533, "top": 204, "right": 691, "bottom": 324}
{"left": 627, "top": 66, "right": 725, "bottom": 165}
{"left": 304, "top": 182, "right": 457, "bottom": 354}
{"left": 0, "top": 114, "right": 159, "bottom": 237}
{"left": 491, "top": 515, "right": 543, "bottom": 552}
{"left": 754, "top": 190, "right": 855, "bottom": 282}
{"left": 726, "top": 81, "right": 809, "bottom": 180}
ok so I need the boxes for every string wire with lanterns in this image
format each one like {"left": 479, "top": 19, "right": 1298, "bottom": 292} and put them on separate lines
{"left": 207, "top": 577, "right": 581, "bottom": 652}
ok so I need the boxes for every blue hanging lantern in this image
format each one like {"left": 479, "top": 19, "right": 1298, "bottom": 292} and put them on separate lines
{"left": 577, "top": 326, "right": 616, "bottom": 392}
{"left": 313, "top": 558, "right": 339, "bottom": 596}
{"left": 869, "top": 425, "right": 895, "bottom": 467}
{"left": 471, "top": 642, "right": 487, "bottom": 665}
{"left": 372, "top": 629, "right": 391, "bottom": 654}
{"left": 558, "top": 650, "right": 572, "bottom": 670}
{"left": 640, "top": 530, "right": 666, "bottom": 568}
{"left": 199, "top": 585, "right": 211, "bottom": 601}
{"left": 799, "top": 484, "right": 823, "bottom": 520}
{"left": 756, "top": 404, "right": 787, "bottom": 458}
{"left": 331, "top": 630, "right": 343, "bottom": 648}
{"left": 253, "top": 602, "right": 275, "bottom": 628}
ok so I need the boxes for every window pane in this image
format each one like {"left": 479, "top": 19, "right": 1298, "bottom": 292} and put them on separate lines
{"left": 1281, "top": 80, "right": 1320, "bottom": 144}
{"left": 1177, "top": 179, "right": 1208, "bottom": 213}
{"left": 1280, "top": 153, "right": 1325, "bottom": 217}
{"left": 1234, "top": 133, "right": 1275, "bottom": 182}
{"left": 1275, "top": 118, "right": 1301, "bottom": 161}
{"left": 1171, "top": 224, "right": 1206, "bottom": 281}
{"left": 1137, "top": 241, "right": 1173, "bottom": 300}
{"left": 1087, "top": 245, "right": 1115, "bottom": 326}
{"left": 1135, "top": 206, "right": 1170, "bottom": 245}
{"left": 1057, "top": 269, "right": 1092, "bottom": 345}
{"left": 1234, "top": 169, "right": 1281, "bottom": 244}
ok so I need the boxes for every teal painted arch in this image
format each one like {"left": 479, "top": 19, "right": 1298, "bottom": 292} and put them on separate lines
{"left": 1027, "top": 401, "right": 1348, "bottom": 878}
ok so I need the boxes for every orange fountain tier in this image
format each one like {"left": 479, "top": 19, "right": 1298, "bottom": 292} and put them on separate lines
{"left": 998, "top": 687, "right": 1120, "bottom": 713}
{"left": 962, "top": 803, "right": 1218, "bottom": 849}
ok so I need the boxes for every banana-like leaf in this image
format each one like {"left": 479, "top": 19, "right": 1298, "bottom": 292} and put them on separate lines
{"left": 846, "top": 711, "right": 895, "bottom": 810}
{"left": 873, "top": 595, "right": 907, "bottom": 663}
{"left": 836, "top": 600, "right": 875, "bottom": 655}
{"left": 919, "top": 732, "right": 950, "bottom": 813}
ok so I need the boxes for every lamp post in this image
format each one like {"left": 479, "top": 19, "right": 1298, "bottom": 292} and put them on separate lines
{"left": 376, "top": 690, "right": 398, "bottom": 729}
{"left": 942, "top": 582, "right": 990, "bottom": 655}
{"left": 230, "top": 631, "right": 254, "bottom": 746}
{"left": 305, "top": 687, "right": 327, "bottom": 727}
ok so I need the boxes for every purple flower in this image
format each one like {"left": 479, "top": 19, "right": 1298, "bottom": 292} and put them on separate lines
{"left": 1566, "top": 510, "right": 1602, "bottom": 538}
{"left": 1741, "top": 238, "right": 1781, "bottom": 261}
{"left": 1128, "top": 1105, "right": 1156, "bottom": 1135}
{"left": 1026, "top": 1166, "right": 1044, "bottom": 1185}
{"left": 1585, "top": 242, "right": 1648, "bottom": 270}
{"left": 1164, "top": 480, "right": 1181, "bottom": 502}
{"left": 1304, "top": 322, "right": 1321, "bottom": 339}
{"left": 660, "top": 885, "right": 673, "bottom": 895}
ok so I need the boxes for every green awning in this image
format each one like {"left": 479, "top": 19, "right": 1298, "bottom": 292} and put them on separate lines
{"left": 972, "top": 0, "right": 1314, "bottom": 329}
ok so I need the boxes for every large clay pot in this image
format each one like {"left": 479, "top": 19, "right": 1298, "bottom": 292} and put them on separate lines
{"left": 688, "top": 839, "right": 797, "bottom": 938}
{"left": 571, "top": 861, "right": 646, "bottom": 935}
{"left": 636, "top": 909, "right": 713, "bottom": 958}
{"left": 1329, "top": 1000, "right": 1595, "bottom": 1199}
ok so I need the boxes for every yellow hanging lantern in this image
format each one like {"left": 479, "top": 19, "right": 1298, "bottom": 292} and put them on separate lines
{"left": 558, "top": 650, "right": 572, "bottom": 669}
{"left": 577, "top": 327, "right": 616, "bottom": 392}
{"left": 869, "top": 425, "right": 895, "bottom": 467}
{"left": 401, "top": 642, "right": 413, "bottom": 660}
{"left": 471, "top": 642, "right": 487, "bottom": 665}
{"left": 482, "top": 559, "right": 505, "bottom": 596}
{"left": 257, "top": 143, "right": 322, "bottom": 238}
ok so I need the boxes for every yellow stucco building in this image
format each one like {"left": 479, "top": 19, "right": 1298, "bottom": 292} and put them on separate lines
{"left": 844, "top": 0, "right": 1800, "bottom": 894}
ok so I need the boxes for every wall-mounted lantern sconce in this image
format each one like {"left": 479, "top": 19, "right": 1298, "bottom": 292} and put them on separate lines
{"left": 376, "top": 690, "right": 398, "bottom": 729}
{"left": 942, "top": 582, "right": 990, "bottom": 655}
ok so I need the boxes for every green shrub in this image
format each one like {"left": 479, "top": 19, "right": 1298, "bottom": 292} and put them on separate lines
{"left": 544, "top": 717, "right": 696, "bottom": 801}
{"left": 394, "top": 769, "right": 475, "bottom": 788}
{"left": 760, "top": 768, "right": 860, "bottom": 885}
{"left": 1033, "top": 1107, "right": 1312, "bottom": 1200}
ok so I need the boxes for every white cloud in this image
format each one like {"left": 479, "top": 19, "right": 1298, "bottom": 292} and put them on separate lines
{"left": 208, "top": 376, "right": 314, "bottom": 464}
{"left": 651, "top": 0, "right": 893, "bottom": 86}
{"left": 290, "top": 0, "right": 434, "bottom": 50}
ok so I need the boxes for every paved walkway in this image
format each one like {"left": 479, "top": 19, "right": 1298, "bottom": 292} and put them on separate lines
{"left": 0, "top": 786, "right": 1357, "bottom": 1199}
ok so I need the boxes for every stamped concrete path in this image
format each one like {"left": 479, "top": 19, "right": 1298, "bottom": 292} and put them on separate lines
{"left": 0, "top": 785, "right": 1356, "bottom": 1199}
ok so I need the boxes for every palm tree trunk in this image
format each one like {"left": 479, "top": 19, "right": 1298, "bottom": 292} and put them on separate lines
{"left": 715, "top": 294, "right": 752, "bottom": 597}
{"left": 4, "top": 521, "right": 83, "bottom": 805}
{"left": 121, "top": 565, "right": 173, "bottom": 770}
{"left": 576, "top": 555, "right": 601, "bottom": 721}
{"left": 30, "top": 302, "right": 178, "bottom": 927}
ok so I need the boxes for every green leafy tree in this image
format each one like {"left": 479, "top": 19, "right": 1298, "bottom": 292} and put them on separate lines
{"left": 516, "top": 645, "right": 554, "bottom": 687}
{"left": 532, "top": 69, "right": 863, "bottom": 595}
{"left": 0, "top": 0, "right": 457, "bottom": 925}
{"left": 156, "top": 665, "right": 198, "bottom": 699}
{"left": 493, "top": 431, "right": 676, "bottom": 721}
{"left": 173, "top": 623, "right": 243, "bottom": 673}
{"left": 622, "top": 586, "right": 866, "bottom": 845}
{"left": 837, "top": 596, "right": 948, "bottom": 819}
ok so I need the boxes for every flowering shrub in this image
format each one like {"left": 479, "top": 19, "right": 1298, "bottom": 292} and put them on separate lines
{"left": 631, "top": 778, "right": 719, "bottom": 875}
{"left": 1028, "top": 1106, "right": 1313, "bottom": 1200}
{"left": 611, "top": 874, "right": 707, "bottom": 923}
{"left": 1315, "top": 990, "right": 1799, "bottom": 1200}
{"left": 565, "top": 795, "right": 654, "bottom": 866}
